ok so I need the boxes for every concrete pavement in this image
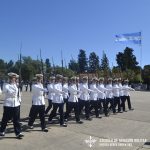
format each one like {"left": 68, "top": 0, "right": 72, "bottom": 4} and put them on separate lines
{"left": 0, "top": 91, "right": 150, "bottom": 150}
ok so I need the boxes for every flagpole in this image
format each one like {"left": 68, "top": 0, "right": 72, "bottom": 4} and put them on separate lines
{"left": 61, "top": 50, "right": 64, "bottom": 76}
{"left": 140, "top": 31, "right": 142, "bottom": 82}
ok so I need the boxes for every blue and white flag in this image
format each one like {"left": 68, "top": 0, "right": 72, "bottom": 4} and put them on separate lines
{"left": 115, "top": 32, "right": 141, "bottom": 45}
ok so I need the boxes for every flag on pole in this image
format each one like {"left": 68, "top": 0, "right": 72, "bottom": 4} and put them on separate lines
{"left": 115, "top": 32, "right": 141, "bottom": 45}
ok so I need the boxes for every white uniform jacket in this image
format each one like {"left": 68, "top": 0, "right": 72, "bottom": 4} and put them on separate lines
{"left": 112, "top": 84, "right": 120, "bottom": 97}
{"left": 77, "top": 83, "right": 81, "bottom": 98}
{"left": 32, "top": 83, "right": 47, "bottom": 105}
{"left": 63, "top": 83, "right": 69, "bottom": 99}
{"left": 68, "top": 84, "right": 79, "bottom": 102}
{"left": 122, "top": 84, "right": 135, "bottom": 96}
{"left": 90, "top": 84, "right": 103, "bottom": 101}
{"left": 80, "top": 83, "right": 93, "bottom": 101}
{"left": 47, "top": 83, "right": 55, "bottom": 100}
{"left": 53, "top": 83, "right": 64, "bottom": 103}
{"left": 98, "top": 84, "right": 109, "bottom": 99}
{"left": 3, "top": 83, "right": 21, "bottom": 107}
{"left": 105, "top": 84, "right": 113, "bottom": 99}
{"left": 118, "top": 83, "right": 124, "bottom": 97}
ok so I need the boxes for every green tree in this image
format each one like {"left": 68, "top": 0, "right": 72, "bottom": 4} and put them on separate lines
{"left": 89, "top": 52, "right": 99, "bottom": 73}
{"left": 54, "top": 66, "right": 75, "bottom": 77}
{"left": 100, "top": 51, "right": 110, "bottom": 71}
{"left": 6, "top": 60, "right": 15, "bottom": 73}
{"left": 68, "top": 59, "right": 79, "bottom": 73}
{"left": 116, "top": 47, "right": 138, "bottom": 71}
{"left": 100, "top": 51, "right": 110, "bottom": 77}
{"left": 142, "top": 65, "right": 150, "bottom": 88}
{"left": 19, "top": 56, "right": 41, "bottom": 81}
{"left": 78, "top": 49, "right": 88, "bottom": 73}
{"left": 45, "top": 58, "right": 52, "bottom": 75}
{"left": 0, "top": 59, "right": 7, "bottom": 78}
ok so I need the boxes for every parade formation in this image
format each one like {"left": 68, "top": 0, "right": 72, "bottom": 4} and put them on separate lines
{"left": 0, "top": 72, "right": 135, "bottom": 139}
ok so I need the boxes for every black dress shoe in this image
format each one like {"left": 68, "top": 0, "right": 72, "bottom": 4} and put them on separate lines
{"left": 28, "top": 125, "right": 34, "bottom": 129}
{"left": 0, "top": 132, "right": 5, "bottom": 136}
{"left": 60, "top": 123, "right": 67, "bottom": 127}
{"left": 96, "top": 116, "right": 102, "bottom": 119}
{"left": 16, "top": 133, "right": 24, "bottom": 139}
{"left": 76, "top": 120, "right": 83, "bottom": 124}
{"left": 129, "top": 108, "right": 134, "bottom": 111}
{"left": 118, "top": 111, "right": 123, "bottom": 113}
{"left": 42, "top": 128, "right": 48, "bottom": 132}
{"left": 85, "top": 117, "right": 92, "bottom": 121}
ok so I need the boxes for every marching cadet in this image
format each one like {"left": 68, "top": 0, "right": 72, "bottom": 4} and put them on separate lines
{"left": 28, "top": 77, "right": 37, "bottom": 118}
{"left": 105, "top": 78, "right": 116, "bottom": 115}
{"left": 113, "top": 78, "right": 123, "bottom": 113}
{"left": 0, "top": 85, "right": 2, "bottom": 95}
{"left": 28, "top": 74, "right": 48, "bottom": 132}
{"left": 118, "top": 78, "right": 127, "bottom": 112}
{"left": 76, "top": 76, "right": 81, "bottom": 99}
{"left": 98, "top": 77, "right": 111, "bottom": 116}
{"left": 0, "top": 72, "right": 24, "bottom": 139}
{"left": 79, "top": 76, "right": 94, "bottom": 120}
{"left": 62, "top": 77, "right": 69, "bottom": 112}
{"left": 64, "top": 77, "right": 83, "bottom": 124}
{"left": 122, "top": 79, "right": 135, "bottom": 111}
{"left": 45, "top": 76, "right": 55, "bottom": 115}
{"left": 48, "top": 74, "right": 67, "bottom": 127}
{"left": 89, "top": 77, "right": 103, "bottom": 118}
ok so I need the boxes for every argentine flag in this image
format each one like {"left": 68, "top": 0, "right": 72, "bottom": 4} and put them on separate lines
{"left": 115, "top": 32, "right": 141, "bottom": 45}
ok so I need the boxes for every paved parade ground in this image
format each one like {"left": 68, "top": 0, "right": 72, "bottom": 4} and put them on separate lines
{"left": 0, "top": 91, "right": 150, "bottom": 150}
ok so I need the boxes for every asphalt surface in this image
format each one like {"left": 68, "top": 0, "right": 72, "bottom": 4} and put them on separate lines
{"left": 0, "top": 90, "right": 150, "bottom": 150}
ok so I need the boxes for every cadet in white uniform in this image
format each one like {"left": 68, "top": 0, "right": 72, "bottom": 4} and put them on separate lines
{"left": 45, "top": 76, "right": 55, "bottom": 115}
{"left": 90, "top": 77, "right": 103, "bottom": 118}
{"left": 118, "top": 78, "right": 127, "bottom": 112}
{"left": 62, "top": 77, "right": 69, "bottom": 112}
{"left": 76, "top": 77, "right": 81, "bottom": 101}
{"left": 28, "top": 74, "right": 48, "bottom": 132}
{"left": 0, "top": 72, "right": 24, "bottom": 138}
{"left": 64, "top": 77, "right": 83, "bottom": 124}
{"left": 105, "top": 78, "right": 116, "bottom": 115}
{"left": 98, "top": 77, "right": 111, "bottom": 116}
{"left": 79, "top": 76, "right": 94, "bottom": 120}
{"left": 48, "top": 74, "right": 67, "bottom": 127}
{"left": 113, "top": 78, "right": 123, "bottom": 113}
{"left": 122, "top": 79, "right": 135, "bottom": 110}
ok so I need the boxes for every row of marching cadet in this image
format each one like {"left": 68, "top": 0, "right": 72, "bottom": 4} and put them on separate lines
{"left": 0, "top": 72, "right": 135, "bottom": 139}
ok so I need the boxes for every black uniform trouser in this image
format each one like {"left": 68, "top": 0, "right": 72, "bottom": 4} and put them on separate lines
{"left": 79, "top": 100, "right": 90, "bottom": 119}
{"left": 90, "top": 100, "right": 99, "bottom": 117}
{"left": 98, "top": 99, "right": 105, "bottom": 110}
{"left": 48, "top": 103, "right": 64, "bottom": 125}
{"left": 100, "top": 99, "right": 106, "bottom": 115}
{"left": 64, "top": 98, "right": 69, "bottom": 112}
{"left": 28, "top": 105, "right": 46, "bottom": 130}
{"left": 65, "top": 102, "right": 80, "bottom": 122}
{"left": 45, "top": 100, "right": 52, "bottom": 114}
{"left": 124, "top": 96, "right": 132, "bottom": 109}
{"left": 114, "top": 97, "right": 121, "bottom": 112}
{"left": 105, "top": 98, "right": 116, "bottom": 114}
{"left": 0, "top": 106, "right": 21, "bottom": 135}
{"left": 120, "top": 96, "right": 126, "bottom": 111}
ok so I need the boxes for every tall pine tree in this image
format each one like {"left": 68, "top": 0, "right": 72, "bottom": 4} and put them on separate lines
{"left": 78, "top": 49, "right": 88, "bottom": 73}
{"left": 89, "top": 52, "right": 99, "bottom": 73}
{"left": 116, "top": 47, "right": 138, "bottom": 71}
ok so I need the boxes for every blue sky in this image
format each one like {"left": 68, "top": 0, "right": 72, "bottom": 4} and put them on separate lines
{"left": 0, "top": 0, "right": 149, "bottom": 68}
